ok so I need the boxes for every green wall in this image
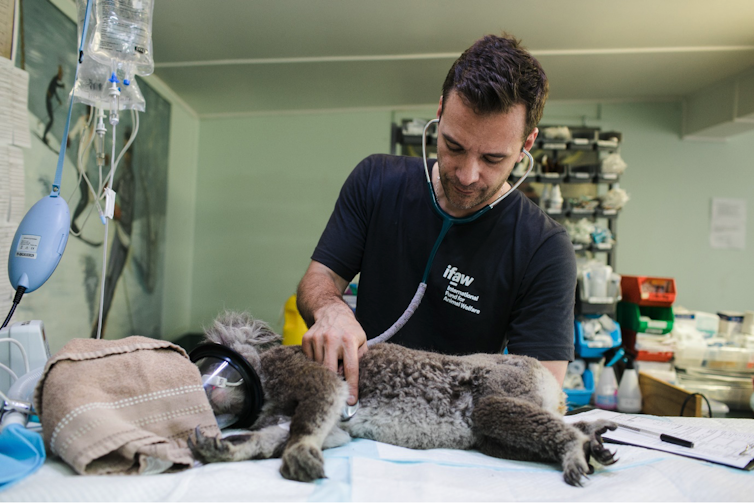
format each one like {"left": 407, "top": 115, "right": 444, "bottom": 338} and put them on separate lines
{"left": 191, "top": 111, "right": 391, "bottom": 332}
{"left": 189, "top": 101, "right": 754, "bottom": 335}
{"left": 149, "top": 82, "right": 200, "bottom": 340}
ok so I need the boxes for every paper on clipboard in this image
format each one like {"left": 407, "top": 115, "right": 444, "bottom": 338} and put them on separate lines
{"left": 565, "top": 409, "right": 754, "bottom": 470}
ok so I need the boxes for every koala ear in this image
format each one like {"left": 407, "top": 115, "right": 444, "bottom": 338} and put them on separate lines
{"left": 205, "top": 311, "right": 282, "bottom": 348}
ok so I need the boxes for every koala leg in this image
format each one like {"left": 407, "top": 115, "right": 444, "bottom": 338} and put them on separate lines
{"left": 323, "top": 425, "right": 352, "bottom": 449}
{"left": 189, "top": 424, "right": 289, "bottom": 463}
{"left": 279, "top": 390, "right": 346, "bottom": 482}
{"left": 472, "top": 396, "right": 612, "bottom": 486}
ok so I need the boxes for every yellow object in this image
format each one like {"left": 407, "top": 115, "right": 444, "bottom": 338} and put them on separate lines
{"left": 282, "top": 294, "right": 308, "bottom": 346}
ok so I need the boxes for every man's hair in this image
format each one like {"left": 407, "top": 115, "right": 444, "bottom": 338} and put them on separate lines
{"left": 441, "top": 34, "right": 549, "bottom": 139}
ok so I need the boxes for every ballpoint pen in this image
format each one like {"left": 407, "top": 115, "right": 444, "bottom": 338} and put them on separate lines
{"left": 616, "top": 422, "right": 695, "bottom": 448}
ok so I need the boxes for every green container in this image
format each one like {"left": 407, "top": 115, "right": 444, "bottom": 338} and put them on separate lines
{"left": 617, "top": 302, "right": 674, "bottom": 335}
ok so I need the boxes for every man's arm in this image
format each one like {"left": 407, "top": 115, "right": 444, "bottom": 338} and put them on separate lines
{"left": 297, "top": 260, "right": 367, "bottom": 406}
{"left": 539, "top": 360, "right": 568, "bottom": 388}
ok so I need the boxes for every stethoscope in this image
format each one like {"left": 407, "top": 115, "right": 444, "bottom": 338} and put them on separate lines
{"left": 367, "top": 118, "right": 535, "bottom": 347}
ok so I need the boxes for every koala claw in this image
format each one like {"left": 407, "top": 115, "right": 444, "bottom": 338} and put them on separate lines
{"left": 588, "top": 421, "right": 618, "bottom": 466}
{"left": 573, "top": 419, "right": 618, "bottom": 467}
{"left": 561, "top": 442, "right": 592, "bottom": 487}
{"left": 280, "top": 442, "right": 326, "bottom": 482}
{"left": 189, "top": 426, "right": 230, "bottom": 463}
{"left": 563, "top": 462, "right": 589, "bottom": 487}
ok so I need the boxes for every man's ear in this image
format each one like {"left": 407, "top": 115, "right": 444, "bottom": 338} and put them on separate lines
{"left": 519, "top": 128, "right": 539, "bottom": 162}
{"left": 436, "top": 96, "right": 443, "bottom": 119}
{"left": 524, "top": 128, "right": 539, "bottom": 151}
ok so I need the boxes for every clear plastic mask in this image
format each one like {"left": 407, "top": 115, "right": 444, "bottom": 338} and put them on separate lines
{"left": 189, "top": 344, "right": 264, "bottom": 429}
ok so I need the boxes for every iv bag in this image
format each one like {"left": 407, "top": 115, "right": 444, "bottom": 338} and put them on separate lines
{"left": 77, "top": 0, "right": 155, "bottom": 77}
{"left": 71, "top": 55, "right": 146, "bottom": 112}
{"left": 73, "top": 0, "right": 146, "bottom": 111}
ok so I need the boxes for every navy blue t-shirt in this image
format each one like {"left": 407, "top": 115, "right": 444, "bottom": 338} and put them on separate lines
{"left": 312, "top": 154, "right": 575, "bottom": 361}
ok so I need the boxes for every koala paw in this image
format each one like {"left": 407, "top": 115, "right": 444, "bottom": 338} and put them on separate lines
{"left": 280, "top": 442, "right": 326, "bottom": 482}
{"left": 574, "top": 419, "right": 619, "bottom": 466}
{"left": 188, "top": 426, "right": 233, "bottom": 463}
{"left": 561, "top": 440, "right": 591, "bottom": 487}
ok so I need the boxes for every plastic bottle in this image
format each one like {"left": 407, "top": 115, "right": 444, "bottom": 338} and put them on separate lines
{"left": 549, "top": 184, "right": 563, "bottom": 212}
{"left": 540, "top": 184, "right": 551, "bottom": 209}
{"left": 617, "top": 364, "right": 642, "bottom": 413}
{"left": 594, "top": 365, "right": 618, "bottom": 410}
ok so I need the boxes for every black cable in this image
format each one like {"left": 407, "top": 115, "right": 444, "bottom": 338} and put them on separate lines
{"left": 1, "top": 286, "right": 26, "bottom": 329}
{"left": 680, "top": 392, "right": 712, "bottom": 418}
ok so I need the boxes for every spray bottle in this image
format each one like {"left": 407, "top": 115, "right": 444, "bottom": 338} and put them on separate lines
{"left": 594, "top": 349, "right": 624, "bottom": 410}
{"left": 617, "top": 358, "right": 642, "bottom": 413}
{"left": 549, "top": 184, "right": 563, "bottom": 212}
{"left": 594, "top": 364, "right": 618, "bottom": 410}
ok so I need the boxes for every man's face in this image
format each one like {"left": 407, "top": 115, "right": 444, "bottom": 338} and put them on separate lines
{"left": 435, "top": 92, "right": 537, "bottom": 217}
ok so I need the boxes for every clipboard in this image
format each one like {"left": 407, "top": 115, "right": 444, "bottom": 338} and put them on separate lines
{"left": 565, "top": 409, "right": 754, "bottom": 470}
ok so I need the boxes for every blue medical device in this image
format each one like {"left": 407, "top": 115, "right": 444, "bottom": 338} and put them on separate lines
{"left": 7, "top": 196, "right": 71, "bottom": 293}
{"left": 5, "top": 0, "right": 93, "bottom": 297}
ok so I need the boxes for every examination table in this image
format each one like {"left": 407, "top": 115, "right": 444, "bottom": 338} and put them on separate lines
{"left": 1, "top": 415, "right": 753, "bottom": 501}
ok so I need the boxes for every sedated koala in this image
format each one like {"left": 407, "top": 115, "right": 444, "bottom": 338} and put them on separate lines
{"left": 189, "top": 312, "right": 617, "bottom": 486}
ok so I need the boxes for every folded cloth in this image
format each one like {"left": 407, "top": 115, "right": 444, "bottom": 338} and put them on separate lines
{"left": 33, "top": 336, "right": 220, "bottom": 475}
{"left": 0, "top": 424, "right": 45, "bottom": 491}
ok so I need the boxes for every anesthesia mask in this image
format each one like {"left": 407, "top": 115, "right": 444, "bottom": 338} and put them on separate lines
{"left": 189, "top": 343, "right": 264, "bottom": 429}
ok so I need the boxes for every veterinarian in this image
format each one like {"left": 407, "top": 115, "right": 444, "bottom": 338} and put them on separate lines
{"left": 297, "top": 34, "right": 576, "bottom": 406}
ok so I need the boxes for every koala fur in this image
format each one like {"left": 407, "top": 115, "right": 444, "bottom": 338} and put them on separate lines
{"left": 189, "top": 312, "right": 617, "bottom": 486}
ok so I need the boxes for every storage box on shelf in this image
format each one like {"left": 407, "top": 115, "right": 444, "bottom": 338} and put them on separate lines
{"left": 566, "top": 164, "right": 599, "bottom": 183}
{"left": 633, "top": 332, "right": 675, "bottom": 362}
{"left": 564, "top": 315, "right": 622, "bottom": 410}
{"left": 618, "top": 303, "right": 675, "bottom": 334}
{"left": 618, "top": 302, "right": 675, "bottom": 360}
{"left": 616, "top": 275, "right": 676, "bottom": 360}
{"left": 575, "top": 295, "right": 617, "bottom": 317}
{"left": 575, "top": 268, "right": 622, "bottom": 317}
{"left": 574, "top": 316, "right": 622, "bottom": 359}
{"left": 621, "top": 275, "right": 676, "bottom": 307}
{"left": 564, "top": 369, "right": 594, "bottom": 409}
{"left": 538, "top": 164, "right": 566, "bottom": 183}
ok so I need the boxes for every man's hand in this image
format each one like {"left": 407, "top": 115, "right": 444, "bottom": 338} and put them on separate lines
{"left": 297, "top": 261, "right": 368, "bottom": 406}
{"left": 301, "top": 302, "right": 367, "bottom": 406}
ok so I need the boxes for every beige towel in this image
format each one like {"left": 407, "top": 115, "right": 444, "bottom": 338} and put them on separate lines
{"left": 33, "top": 336, "right": 221, "bottom": 475}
